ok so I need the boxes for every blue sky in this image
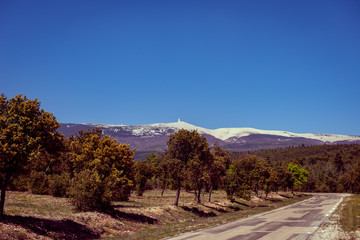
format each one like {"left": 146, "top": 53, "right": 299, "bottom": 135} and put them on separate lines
{"left": 1, "top": 0, "right": 360, "bottom": 135}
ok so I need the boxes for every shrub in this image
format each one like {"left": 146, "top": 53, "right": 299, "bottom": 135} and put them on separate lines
{"left": 49, "top": 173, "right": 70, "bottom": 197}
{"left": 68, "top": 129, "right": 135, "bottom": 208}
{"left": 69, "top": 170, "right": 111, "bottom": 211}
{"left": 28, "top": 171, "right": 48, "bottom": 195}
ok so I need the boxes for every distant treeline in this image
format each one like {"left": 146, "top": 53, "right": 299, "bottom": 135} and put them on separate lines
{"left": 234, "top": 144, "right": 360, "bottom": 193}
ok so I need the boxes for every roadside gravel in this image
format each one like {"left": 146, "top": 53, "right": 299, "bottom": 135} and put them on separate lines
{"left": 309, "top": 212, "right": 350, "bottom": 240}
{"left": 310, "top": 194, "right": 360, "bottom": 240}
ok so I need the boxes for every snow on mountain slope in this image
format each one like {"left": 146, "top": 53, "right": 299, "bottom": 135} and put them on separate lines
{"left": 64, "top": 121, "right": 360, "bottom": 144}
{"left": 132, "top": 120, "right": 360, "bottom": 143}
{"left": 150, "top": 121, "right": 209, "bottom": 133}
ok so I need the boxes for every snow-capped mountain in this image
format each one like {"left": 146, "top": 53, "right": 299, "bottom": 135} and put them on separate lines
{"left": 84, "top": 120, "right": 360, "bottom": 143}
{"left": 59, "top": 120, "right": 360, "bottom": 160}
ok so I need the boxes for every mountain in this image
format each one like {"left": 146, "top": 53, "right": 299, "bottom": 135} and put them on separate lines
{"left": 59, "top": 120, "right": 360, "bottom": 161}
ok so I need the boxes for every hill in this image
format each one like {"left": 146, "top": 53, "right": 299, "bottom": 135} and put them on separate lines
{"left": 59, "top": 121, "right": 360, "bottom": 160}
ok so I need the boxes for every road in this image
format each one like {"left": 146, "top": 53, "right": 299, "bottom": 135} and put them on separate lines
{"left": 166, "top": 193, "right": 348, "bottom": 240}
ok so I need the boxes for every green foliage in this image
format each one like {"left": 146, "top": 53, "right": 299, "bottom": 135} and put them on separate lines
{"left": 208, "top": 144, "right": 231, "bottom": 201}
{"left": 134, "top": 160, "right": 154, "bottom": 196}
{"left": 48, "top": 173, "right": 70, "bottom": 197}
{"left": 67, "top": 129, "right": 135, "bottom": 210}
{"left": 69, "top": 170, "right": 111, "bottom": 211}
{"left": 224, "top": 157, "right": 254, "bottom": 201}
{"left": 0, "top": 93, "right": 63, "bottom": 216}
{"left": 28, "top": 171, "right": 48, "bottom": 195}
{"left": 245, "top": 144, "right": 360, "bottom": 193}
{"left": 287, "top": 163, "right": 309, "bottom": 192}
{"left": 264, "top": 169, "right": 280, "bottom": 197}
{"left": 165, "top": 129, "right": 211, "bottom": 205}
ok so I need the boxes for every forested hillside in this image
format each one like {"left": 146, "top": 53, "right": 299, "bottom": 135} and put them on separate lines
{"left": 236, "top": 144, "right": 360, "bottom": 193}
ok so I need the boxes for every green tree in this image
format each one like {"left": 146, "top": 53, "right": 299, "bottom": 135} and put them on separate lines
{"left": 165, "top": 129, "right": 210, "bottom": 206}
{"left": 134, "top": 160, "right": 154, "bottom": 196}
{"left": 224, "top": 158, "right": 252, "bottom": 201}
{"left": 264, "top": 168, "right": 280, "bottom": 198}
{"left": 251, "top": 159, "right": 270, "bottom": 197}
{"left": 186, "top": 146, "right": 212, "bottom": 203}
{"left": 287, "top": 163, "right": 309, "bottom": 193}
{"left": 223, "top": 162, "right": 242, "bottom": 201}
{"left": 69, "top": 169, "right": 112, "bottom": 211}
{"left": 0, "top": 94, "right": 63, "bottom": 216}
{"left": 146, "top": 153, "right": 162, "bottom": 190}
{"left": 68, "top": 129, "right": 135, "bottom": 210}
{"left": 208, "top": 143, "right": 231, "bottom": 202}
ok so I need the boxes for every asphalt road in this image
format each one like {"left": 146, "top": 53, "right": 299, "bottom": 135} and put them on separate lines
{"left": 166, "top": 193, "right": 348, "bottom": 240}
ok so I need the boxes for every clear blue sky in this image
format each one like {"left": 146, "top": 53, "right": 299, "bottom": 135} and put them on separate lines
{"left": 1, "top": 0, "right": 359, "bottom": 135}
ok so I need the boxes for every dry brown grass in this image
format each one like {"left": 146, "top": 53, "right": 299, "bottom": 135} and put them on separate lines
{"left": 0, "top": 190, "right": 309, "bottom": 240}
{"left": 337, "top": 194, "right": 360, "bottom": 239}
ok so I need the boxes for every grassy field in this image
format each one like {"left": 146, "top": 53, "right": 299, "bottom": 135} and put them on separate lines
{"left": 338, "top": 194, "right": 360, "bottom": 239}
{"left": 0, "top": 190, "right": 310, "bottom": 240}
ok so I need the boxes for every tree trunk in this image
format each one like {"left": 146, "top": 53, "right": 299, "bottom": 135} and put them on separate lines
{"left": 0, "top": 173, "right": 10, "bottom": 217}
{"left": 197, "top": 187, "right": 201, "bottom": 203}
{"left": 161, "top": 185, "right": 166, "bottom": 196}
{"left": 0, "top": 185, "right": 6, "bottom": 217}
{"left": 208, "top": 185, "right": 213, "bottom": 202}
{"left": 174, "top": 179, "right": 181, "bottom": 206}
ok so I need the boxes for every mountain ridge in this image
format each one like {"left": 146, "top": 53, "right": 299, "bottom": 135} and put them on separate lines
{"left": 59, "top": 121, "right": 360, "bottom": 160}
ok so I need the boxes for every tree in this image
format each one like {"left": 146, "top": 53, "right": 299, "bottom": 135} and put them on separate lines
{"left": 251, "top": 159, "right": 270, "bottom": 197}
{"left": 134, "top": 160, "right": 154, "bottom": 196}
{"left": 0, "top": 94, "right": 63, "bottom": 216}
{"left": 223, "top": 162, "right": 242, "bottom": 201}
{"left": 146, "top": 153, "right": 162, "bottom": 190}
{"left": 287, "top": 163, "right": 309, "bottom": 193}
{"left": 186, "top": 146, "right": 212, "bottom": 203}
{"left": 165, "top": 129, "right": 210, "bottom": 206}
{"left": 208, "top": 143, "right": 231, "bottom": 202}
{"left": 223, "top": 158, "right": 252, "bottom": 201}
{"left": 264, "top": 168, "right": 280, "bottom": 198}
{"left": 157, "top": 155, "right": 170, "bottom": 196}
{"left": 340, "top": 158, "right": 360, "bottom": 193}
{"left": 333, "top": 152, "right": 345, "bottom": 174}
{"left": 68, "top": 129, "right": 135, "bottom": 210}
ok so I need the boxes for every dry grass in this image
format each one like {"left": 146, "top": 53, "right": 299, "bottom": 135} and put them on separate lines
{"left": 337, "top": 194, "right": 360, "bottom": 239}
{"left": 311, "top": 194, "right": 360, "bottom": 240}
{"left": 0, "top": 190, "right": 309, "bottom": 240}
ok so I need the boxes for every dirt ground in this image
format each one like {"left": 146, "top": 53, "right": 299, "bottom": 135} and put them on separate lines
{"left": 0, "top": 190, "right": 307, "bottom": 240}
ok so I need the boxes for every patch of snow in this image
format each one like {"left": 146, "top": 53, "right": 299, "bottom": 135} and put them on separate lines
{"left": 84, "top": 121, "right": 360, "bottom": 143}
{"left": 132, "top": 127, "right": 145, "bottom": 135}
{"left": 85, "top": 123, "right": 127, "bottom": 128}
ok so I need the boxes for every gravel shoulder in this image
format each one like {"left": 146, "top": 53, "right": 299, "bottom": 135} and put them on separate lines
{"left": 310, "top": 194, "right": 360, "bottom": 240}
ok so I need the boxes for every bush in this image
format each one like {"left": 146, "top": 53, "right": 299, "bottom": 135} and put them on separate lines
{"left": 10, "top": 174, "right": 29, "bottom": 191}
{"left": 67, "top": 129, "right": 135, "bottom": 208}
{"left": 49, "top": 173, "right": 70, "bottom": 197}
{"left": 112, "top": 183, "right": 132, "bottom": 201}
{"left": 318, "top": 183, "right": 330, "bottom": 193}
{"left": 28, "top": 171, "right": 48, "bottom": 195}
{"left": 69, "top": 170, "right": 111, "bottom": 211}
